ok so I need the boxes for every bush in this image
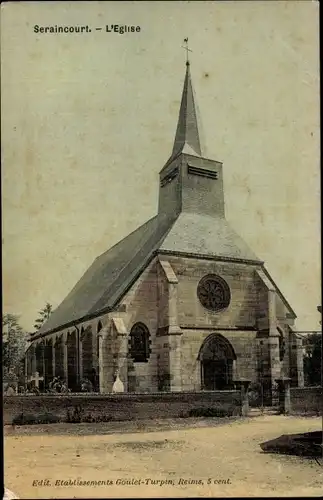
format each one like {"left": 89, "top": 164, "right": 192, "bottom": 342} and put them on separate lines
{"left": 80, "top": 378, "right": 93, "bottom": 392}
{"left": 67, "top": 405, "right": 84, "bottom": 423}
{"left": 12, "top": 408, "right": 115, "bottom": 425}
{"left": 188, "top": 406, "right": 235, "bottom": 418}
{"left": 178, "top": 411, "right": 189, "bottom": 418}
{"left": 38, "top": 412, "right": 61, "bottom": 423}
{"left": 48, "top": 377, "right": 70, "bottom": 393}
{"left": 12, "top": 412, "right": 60, "bottom": 425}
{"left": 82, "top": 413, "right": 96, "bottom": 423}
{"left": 12, "top": 413, "right": 36, "bottom": 425}
{"left": 66, "top": 407, "right": 113, "bottom": 423}
{"left": 92, "top": 414, "right": 113, "bottom": 423}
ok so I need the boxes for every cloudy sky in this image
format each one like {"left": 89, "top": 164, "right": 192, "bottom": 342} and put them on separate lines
{"left": 2, "top": 1, "right": 320, "bottom": 332}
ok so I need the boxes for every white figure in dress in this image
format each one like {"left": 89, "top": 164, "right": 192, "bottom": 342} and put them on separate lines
{"left": 112, "top": 369, "right": 124, "bottom": 393}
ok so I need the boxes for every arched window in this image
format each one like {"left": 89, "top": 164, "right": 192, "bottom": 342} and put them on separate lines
{"left": 129, "top": 323, "right": 151, "bottom": 363}
{"left": 81, "top": 326, "right": 93, "bottom": 380}
{"left": 97, "top": 321, "right": 103, "bottom": 359}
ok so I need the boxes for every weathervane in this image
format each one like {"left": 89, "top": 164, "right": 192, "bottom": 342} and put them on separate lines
{"left": 182, "top": 37, "right": 192, "bottom": 65}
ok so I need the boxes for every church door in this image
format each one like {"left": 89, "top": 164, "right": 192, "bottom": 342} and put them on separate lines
{"left": 203, "top": 360, "right": 231, "bottom": 390}
{"left": 199, "top": 334, "right": 236, "bottom": 390}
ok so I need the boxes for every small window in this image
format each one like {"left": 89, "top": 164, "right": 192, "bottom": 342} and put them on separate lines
{"left": 129, "top": 322, "right": 151, "bottom": 362}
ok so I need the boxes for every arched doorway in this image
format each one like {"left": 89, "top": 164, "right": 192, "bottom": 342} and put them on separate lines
{"left": 199, "top": 334, "right": 236, "bottom": 390}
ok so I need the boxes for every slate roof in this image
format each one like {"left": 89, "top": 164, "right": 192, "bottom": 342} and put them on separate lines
{"left": 36, "top": 216, "right": 160, "bottom": 335}
{"left": 160, "top": 212, "right": 260, "bottom": 262}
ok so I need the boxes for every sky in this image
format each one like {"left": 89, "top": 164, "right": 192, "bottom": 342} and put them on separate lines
{"left": 1, "top": 1, "right": 320, "bottom": 333}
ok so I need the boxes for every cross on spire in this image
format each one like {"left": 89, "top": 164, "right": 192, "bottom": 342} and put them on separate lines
{"left": 182, "top": 37, "right": 192, "bottom": 66}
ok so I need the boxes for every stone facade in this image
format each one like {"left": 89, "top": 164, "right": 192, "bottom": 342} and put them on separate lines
{"left": 25, "top": 253, "right": 303, "bottom": 402}
{"left": 25, "top": 61, "right": 304, "bottom": 403}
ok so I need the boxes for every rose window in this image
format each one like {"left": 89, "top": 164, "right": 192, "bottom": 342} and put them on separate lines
{"left": 197, "top": 274, "right": 231, "bottom": 312}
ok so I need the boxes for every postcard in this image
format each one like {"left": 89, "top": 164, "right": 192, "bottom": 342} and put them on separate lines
{"left": 2, "top": 1, "right": 321, "bottom": 498}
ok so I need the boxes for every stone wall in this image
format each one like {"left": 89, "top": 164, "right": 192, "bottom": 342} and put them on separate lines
{"left": 4, "top": 391, "right": 242, "bottom": 425}
{"left": 290, "top": 386, "right": 322, "bottom": 415}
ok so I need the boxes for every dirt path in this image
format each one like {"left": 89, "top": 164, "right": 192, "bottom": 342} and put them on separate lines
{"left": 4, "top": 415, "right": 322, "bottom": 498}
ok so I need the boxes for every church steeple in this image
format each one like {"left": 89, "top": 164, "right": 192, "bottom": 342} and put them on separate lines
{"left": 171, "top": 61, "right": 203, "bottom": 159}
{"left": 158, "top": 53, "right": 225, "bottom": 222}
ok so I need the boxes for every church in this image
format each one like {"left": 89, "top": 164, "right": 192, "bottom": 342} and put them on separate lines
{"left": 25, "top": 58, "right": 304, "bottom": 401}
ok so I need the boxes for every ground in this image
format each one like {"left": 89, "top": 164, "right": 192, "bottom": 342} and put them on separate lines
{"left": 4, "top": 415, "right": 322, "bottom": 498}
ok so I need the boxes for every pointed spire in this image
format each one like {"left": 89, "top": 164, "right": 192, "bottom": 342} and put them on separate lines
{"left": 171, "top": 61, "right": 203, "bottom": 158}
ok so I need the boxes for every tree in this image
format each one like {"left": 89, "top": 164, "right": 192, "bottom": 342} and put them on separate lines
{"left": 33, "top": 302, "right": 53, "bottom": 331}
{"left": 303, "top": 333, "right": 322, "bottom": 386}
{"left": 2, "top": 314, "right": 27, "bottom": 380}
